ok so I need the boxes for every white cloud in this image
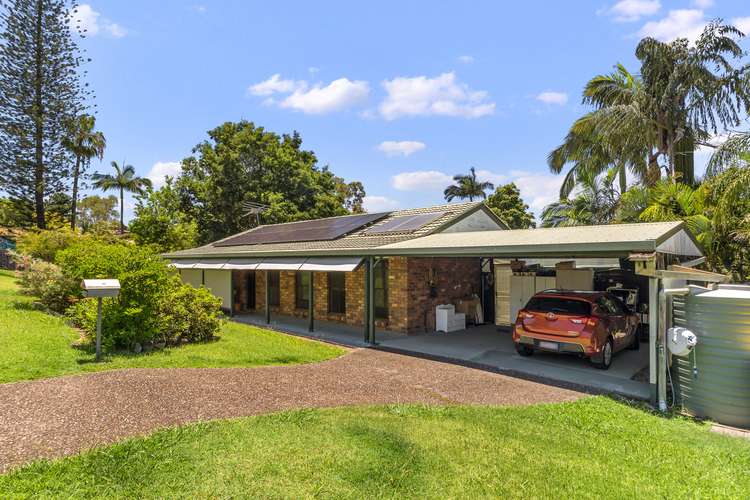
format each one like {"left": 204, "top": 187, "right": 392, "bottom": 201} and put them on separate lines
{"left": 147, "top": 161, "right": 182, "bottom": 189}
{"left": 105, "top": 23, "right": 127, "bottom": 38}
{"left": 249, "top": 75, "right": 369, "bottom": 114}
{"left": 308, "top": 66, "right": 320, "bottom": 75}
{"left": 474, "top": 169, "right": 509, "bottom": 186}
{"left": 692, "top": 0, "right": 713, "bottom": 8}
{"left": 280, "top": 78, "right": 370, "bottom": 114}
{"left": 457, "top": 55, "right": 474, "bottom": 64}
{"left": 379, "top": 72, "right": 495, "bottom": 120}
{"left": 248, "top": 74, "right": 304, "bottom": 96}
{"left": 638, "top": 9, "right": 706, "bottom": 41}
{"left": 190, "top": 5, "right": 208, "bottom": 13}
{"left": 506, "top": 170, "right": 564, "bottom": 217}
{"left": 363, "top": 195, "right": 400, "bottom": 212}
{"left": 377, "top": 141, "right": 426, "bottom": 157}
{"left": 70, "top": 4, "right": 127, "bottom": 38}
{"left": 392, "top": 170, "right": 453, "bottom": 191}
{"left": 536, "top": 91, "right": 568, "bottom": 105}
{"left": 732, "top": 17, "right": 750, "bottom": 35}
{"left": 604, "top": 0, "right": 661, "bottom": 22}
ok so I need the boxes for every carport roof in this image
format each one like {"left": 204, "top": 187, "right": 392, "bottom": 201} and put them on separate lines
{"left": 378, "top": 221, "right": 701, "bottom": 258}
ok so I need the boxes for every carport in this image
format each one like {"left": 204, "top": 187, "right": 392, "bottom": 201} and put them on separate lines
{"left": 364, "top": 221, "right": 705, "bottom": 403}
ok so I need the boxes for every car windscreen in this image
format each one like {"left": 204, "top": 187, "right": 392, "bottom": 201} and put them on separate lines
{"left": 524, "top": 297, "right": 591, "bottom": 316}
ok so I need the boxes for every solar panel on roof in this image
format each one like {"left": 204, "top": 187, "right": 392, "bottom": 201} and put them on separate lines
{"left": 366, "top": 212, "right": 446, "bottom": 234}
{"left": 214, "top": 212, "right": 390, "bottom": 247}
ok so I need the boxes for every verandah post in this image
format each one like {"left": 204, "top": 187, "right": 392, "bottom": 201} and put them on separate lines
{"left": 265, "top": 270, "right": 271, "bottom": 324}
{"left": 308, "top": 271, "right": 314, "bottom": 332}
{"left": 363, "top": 257, "right": 371, "bottom": 343}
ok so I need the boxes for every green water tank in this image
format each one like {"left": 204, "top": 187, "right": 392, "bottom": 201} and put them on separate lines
{"left": 673, "top": 285, "right": 750, "bottom": 429}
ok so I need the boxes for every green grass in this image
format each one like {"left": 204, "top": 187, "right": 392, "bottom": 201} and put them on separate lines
{"left": 1, "top": 397, "right": 748, "bottom": 498}
{"left": 0, "top": 271, "right": 343, "bottom": 383}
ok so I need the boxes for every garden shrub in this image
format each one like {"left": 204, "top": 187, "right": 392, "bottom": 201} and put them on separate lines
{"left": 14, "top": 257, "right": 78, "bottom": 313}
{"left": 59, "top": 241, "right": 223, "bottom": 350}
{"left": 16, "top": 228, "right": 79, "bottom": 262}
{"left": 157, "top": 285, "right": 223, "bottom": 343}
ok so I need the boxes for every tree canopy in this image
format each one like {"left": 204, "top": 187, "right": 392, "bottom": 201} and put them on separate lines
{"left": 174, "top": 121, "right": 363, "bottom": 244}
{"left": 484, "top": 183, "right": 535, "bottom": 229}
{"left": 0, "top": 0, "right": 90, "bottom": 228}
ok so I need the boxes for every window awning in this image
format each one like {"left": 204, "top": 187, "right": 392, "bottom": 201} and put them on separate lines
{"left": 221, "top": 258, "right": 262, "bottom": 270}
{"left": 170, "top": 260, "right": 199, "bottom": 269}
{"left": 170, "top": 257, "right": 365, "bottom": 272}
{"left": 256, "top": 258, "right": 306, "bottom": 271}
{"left": 299, "top": 257, "right": 363, "bottom": 272}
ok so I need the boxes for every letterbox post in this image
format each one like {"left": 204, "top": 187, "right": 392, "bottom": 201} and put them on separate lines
{"left": 81, "top": 279, "right": 121, "bottom": 362}
{"left": 96, "top": 296, "right": 103, "bottom": 361}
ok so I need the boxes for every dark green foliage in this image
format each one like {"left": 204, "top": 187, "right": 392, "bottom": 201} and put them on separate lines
{"left": 129, "top": 179, "right": 197, "bottom": 252}
{"left": 175, "top": 121, "right": 354, "bottom": 243}
{"left": 0, "top": 0, "right": 90, "bottom": 228}
{"left": 59, "top": 242, "right": 223, "bottom": 349}
{"left": 484, "top": 183, "right": 535, "bottom": 229}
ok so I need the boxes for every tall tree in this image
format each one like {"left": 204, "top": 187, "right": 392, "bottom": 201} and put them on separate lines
{"left": 91, "top": 161, "right": 152, "bottom": 233}
{"left": 548, "top": 65, "right": 650, "bottom": 198}
{"left": 0, "top": 0, "right": 90, "bottom": 229}
{"left": 550, "top": 22, "right": 750, "bottom": 194}
{"left": 62, "top": 114, "right": 106, "bottom": 229}
{"left": 176, "top": 121, "right": 357, "bottom": 243}
{"left": 443, "top": 167, "right": 494, "bottom": 202}
{"left": 484, "top": 183, "right": 536, "bottom": 229}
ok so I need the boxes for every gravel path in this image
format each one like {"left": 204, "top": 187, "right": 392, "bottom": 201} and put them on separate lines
{"left": 0, "top": 348, "right": 583, "bottom": 472}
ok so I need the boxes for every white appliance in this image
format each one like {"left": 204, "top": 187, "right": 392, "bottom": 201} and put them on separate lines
{"left": 436, "top": 304, "right": 466, "bottom": 333}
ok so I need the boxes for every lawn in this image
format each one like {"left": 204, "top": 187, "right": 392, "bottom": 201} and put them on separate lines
{"left": 0, "top": 397, "right": 747, "bottom": 497}
{"left": 0, "top": 270, "right": 343, "bottom": 383}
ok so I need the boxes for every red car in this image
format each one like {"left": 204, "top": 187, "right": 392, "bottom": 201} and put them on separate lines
{"left": 512, "top": 290, "right": 640, "bottom": 369}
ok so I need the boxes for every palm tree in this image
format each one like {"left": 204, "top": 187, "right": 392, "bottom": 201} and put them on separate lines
{"left": 62, "top": 115, "right": 106, "bottom": 230}
{"left": 550, "top": 22, "right": 749, "bottom": 194}
{"left": 540, "top": 169, "right": 620, "bottom": 227}
{"left": 548, "top": 65, "right": 651, "bottom": 198}
{"left": 443, "top": 167, "right": 494, "bottom": 202}
{"left": 91, "top": 161, "right": 152, "bottom": 233}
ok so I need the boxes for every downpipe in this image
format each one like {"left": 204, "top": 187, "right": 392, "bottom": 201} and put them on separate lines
{"left": 657, "top": 287, "right": 690, "bottom": 412}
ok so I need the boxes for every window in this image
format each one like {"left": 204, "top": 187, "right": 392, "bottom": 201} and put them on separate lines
{"left": 267, "top": 271, "right": 280, "bottom": 307}
{"left": 374, "top": 259, "right": 388, "bottom": 319}
{"left": 328, "top": 272, "right": 346, "bottom": 314}
{"left": 295, "top": 271, "right": 311, "bottom": 309}
{"left": 525, "top": 297, "right": 591, "bottom": 316}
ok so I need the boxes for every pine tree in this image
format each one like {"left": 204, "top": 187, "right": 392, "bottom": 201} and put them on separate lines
{"left": 0, "top": 0, "right": 90, "bottom": 228}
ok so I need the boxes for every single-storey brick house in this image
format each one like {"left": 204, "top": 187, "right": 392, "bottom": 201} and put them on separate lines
{"left": 166, "top": 202, "right": 507, "bottom": 334}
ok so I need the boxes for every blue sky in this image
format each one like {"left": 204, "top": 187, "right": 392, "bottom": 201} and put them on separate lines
{"left": 73, "top": 0, "right": 749, "bottom": 221}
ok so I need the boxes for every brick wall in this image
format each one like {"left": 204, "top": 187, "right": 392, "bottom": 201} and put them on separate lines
{"left": 405, "top": 257, "right": 481, "bottom": 333}
{"left": 229, "top": 257, "right": 480, "bottom": 334}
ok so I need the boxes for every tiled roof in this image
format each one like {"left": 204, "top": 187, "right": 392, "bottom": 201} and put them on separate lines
{"left": 165, "top": 201, "right": 489, "bottom": 258}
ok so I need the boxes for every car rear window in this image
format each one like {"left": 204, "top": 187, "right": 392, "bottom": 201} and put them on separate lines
{"left": 524, "top": 297, "right": 591, "bottom": 316}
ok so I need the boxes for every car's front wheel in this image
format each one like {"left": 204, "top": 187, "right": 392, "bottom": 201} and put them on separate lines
{"left": 515, "top": 343, "right": 534, "bottom": 357}
{"left": 591, "top": 338, "right": 613, "bottom": 370}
